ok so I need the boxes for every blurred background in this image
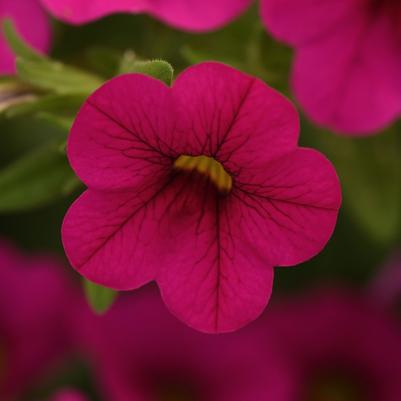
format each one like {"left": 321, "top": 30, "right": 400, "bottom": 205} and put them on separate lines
{"left": 1, "top": 3, "right": 401, "bottom": 401}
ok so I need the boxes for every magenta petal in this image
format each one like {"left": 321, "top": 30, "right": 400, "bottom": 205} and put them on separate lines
{"left": 158, "top": 206, "right": 274, "bottom": 333}
{"left": 233, "top": 148, "right": 341, "bottom": 266}
{"left": 40, "top": 0, "right": 252, "bottom": 31}
{"left": 262, "top": 0, "right": 401, "bottom": 134}
{"left": 63, "top": 175, "right": 274, "bottom": 332}
{"left": 0, "top": 0, "right": 51, "bottom": 74}
{"left": 261, "top": 0, "right": 356, "bottom": 47}
{"left": 145, "top": 0, "right": 252, "bottom": 32}
{"left": 0, "top": 241, "right": 77, "bottom": 399}
{"left": 172, "top": 62, "right": 299, "bottom": 174}
{"left": 62, "top": 188, "right": 167, "bottom": 290}
{"left": 68, "top": 74, "right": 177, "bottom": 191}
{"left": 292, "top": 11, "right": 401, "bottom": 134}
{"left": 154, "top": 172, "right": 274, "bottom": 334}
{"left": 39, "top": 0, "right": 147, "bottom": 25}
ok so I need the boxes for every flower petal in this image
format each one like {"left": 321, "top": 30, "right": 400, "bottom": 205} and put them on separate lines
{"left": 172, "top": 62, "right": 299, "bottom": 176}
{"left": 62, "top": 185, "right": 169, "bottom": 290}
{"left": 0, "top": 242, "right": 76, "bottom": 399}
{"left": 63, "top": 170, "right": 274, "bottom": 332}
{"left": 0, "top": 0, "right": 52, "bottom": 74}
{"left": 292, "top": 11, "right": 401, "bottom": 134}
{"left": 233, "top": 148, "right": 341, "bottom": 266}
{"left": 159, "top": 238, "right": 274, "bottom": 333}
{"left": 148, "top": 0, "right": 252, "bottom": 32}
{"left": 68, "top": 74, "right": 177, "bottom": 191}
{"left": 40, "top": 0, "right": 252, "bottom": 31}
{"left": 156, "top": 176, "right": 274, "bottom": 333}
{"left": 261, "top": 0, "right": 358, "bottom": 47}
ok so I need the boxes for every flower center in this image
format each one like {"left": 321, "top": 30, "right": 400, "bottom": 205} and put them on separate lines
{"left": 174, "top": 155, "right": 232, "bottom": 193}
{"left": 306, "top": 374, "right": 366, "bottom": 401}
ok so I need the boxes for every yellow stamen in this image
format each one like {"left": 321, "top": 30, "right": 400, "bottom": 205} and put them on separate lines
{"left": 174, "top": 155, "right": 232, "bottom": 193}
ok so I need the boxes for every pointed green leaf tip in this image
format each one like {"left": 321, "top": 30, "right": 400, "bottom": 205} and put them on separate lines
{"left": 2, "top": 19, "right": 103, "bottom": 95}
{"left": 119, "top": 52, "right": 174, "bottom": 86}
{"left": 84, "top": 280, "right": 117, "bottom": 314}
{"left": 2, "top": 19, "right": 43, "bottom": 61}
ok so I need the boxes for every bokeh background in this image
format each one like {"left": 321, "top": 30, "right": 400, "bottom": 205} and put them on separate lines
{"left": 1, "top": 4, "right": 401, "bottom": 401}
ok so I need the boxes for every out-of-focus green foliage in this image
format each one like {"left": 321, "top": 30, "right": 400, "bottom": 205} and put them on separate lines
{"left": 4, "top": 93, "right": 84, "bottom": 119}
{"left": 0, "top": 141, "right": 80, "bottom": 212}
{"left": 3, "top": 20, "right": 103, "bottom": 95}
{"left": 308, "top": 123, "right": 401, "bottom": 246}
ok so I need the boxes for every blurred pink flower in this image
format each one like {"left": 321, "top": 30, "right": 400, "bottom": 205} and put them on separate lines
{"left": 62, "top": 62, "right": 341, "bottom": 333}
{"left": 264, "top": 288, "right": 401, "bottom": 401}
{"left": 0, "top": 0, "right": 52, "bottom": 74}
{"left": 82, "top": 286, "right": 294, "bottom": 401}
{"left": 261, "top": 0, "right": 401, "bottom": 135}
{"left": 0, "top": 240, "right": 78, "bottom": 399}
{"left": 40, "top": 0, "right": 252, "bottom": 32}
{"left": 48, "top": 389, "right": 89, "bottom": 401}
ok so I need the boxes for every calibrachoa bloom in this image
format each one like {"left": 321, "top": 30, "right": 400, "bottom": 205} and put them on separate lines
{"left": 262, "top": 0, "right": 401, "bottom": 135}
{"left": 40, "top": 0, "right": 252, "bottom": 32}
{"left": 62, "top": 62, "right": 341, "bottom": 333}
{"left": 0, "top": 0, "right": 51, "bottom": 74}
{"left": 0, "top": 240, "right": 77, "bottom": 399}
{"left": 264, "top": 289, "right": 401, "bottom": 401}
{"left": 82, "top": 286, "right": 293, "bottom": 401}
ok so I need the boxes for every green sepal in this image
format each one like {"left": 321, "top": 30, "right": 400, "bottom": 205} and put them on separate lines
{"left": 119, "top": 51, "right": 174, "bottom": 86}
{"left": 84, "top": 280, "right": 117, "bottom": 315}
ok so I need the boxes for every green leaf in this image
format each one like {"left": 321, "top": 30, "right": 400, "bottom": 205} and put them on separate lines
{"left": 3, "top": 20, "right": 103, "bottom": 95}
{"left": 0, "top": 141, "right": 82, "bottom": 212}
{"left": 3, "top": 93, "right": 84, "bottom": 130}
{"left": 119, "top": 52, "right": 174, "bottom": 86}
{"left": 35, "top": 112, "right": 74, "bottom": 131}
{"left": 84, "top": 46, "right": 122, "bottom": 78}
{"left": 16, "top": 58, "right": 103, "bottom": 95}
{"left": 84, "top": 280, "right": 117, "bottom": 314}
{"left": 310, "top": 124, "right": 401, "bottom": 244}
{"left": 4, "top": 94, "right": 86, "bottom": 118}
{"left": 0, "top": 78, "right": 37, "bottom": 114}
{"left": 2, "top": 19, "right": 44, "bottom": 62}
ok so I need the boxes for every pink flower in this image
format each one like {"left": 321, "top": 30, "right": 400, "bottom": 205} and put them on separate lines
{"left": 0, "top": 0, "right": 52, "bottom": 74}
{"left": 40, "top": 0, "right": 252, "bottom": 32}
{"left": 0, "top": 240, "right": 78, "bottom": 399}
{"left": 261, "top": 0, "right": 401, "bottom": 135}
{"left": 264, "top": 288, "right": 401, "bottom": 401}
{"left": 62, "top": 62, "right": 341, "bottom": 333}
{"left": 82, "top": 286, "right": 294, "bottom": 401}
{"left": 48, "top": 389, "right": 89, "bottom": 401}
